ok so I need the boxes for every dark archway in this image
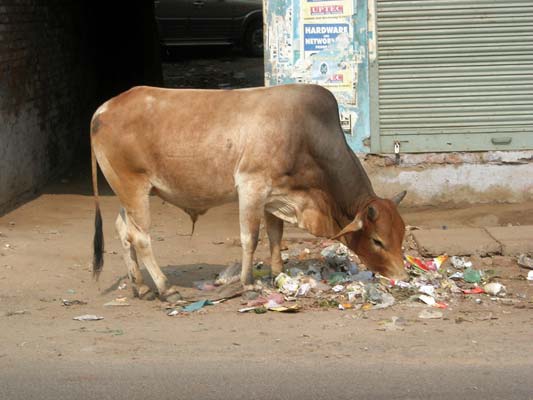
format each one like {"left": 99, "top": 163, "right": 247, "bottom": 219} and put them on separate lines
{"left": 0, "top": 0, "right": 162, "bottom": 212}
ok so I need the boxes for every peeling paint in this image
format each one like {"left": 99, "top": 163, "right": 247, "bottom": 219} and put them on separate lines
{"left": 364, "top": 151, "right": 533, "bottom": 167}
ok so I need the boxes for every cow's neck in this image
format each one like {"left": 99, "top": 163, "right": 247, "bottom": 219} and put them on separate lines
{"left": 325, "top": 146, "right": 377, "bottom": 221}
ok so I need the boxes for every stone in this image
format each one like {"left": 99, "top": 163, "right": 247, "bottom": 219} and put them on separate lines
{"left": 485, "top": 225, "right": 533, "bottom": 256}
{"left": 412, "top": 228, "right": 501, "bottom": 257}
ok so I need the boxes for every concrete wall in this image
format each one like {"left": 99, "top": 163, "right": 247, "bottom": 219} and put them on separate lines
{"left": 362, "top": 151, "right": 533, "bottom": 206}
{"left": 0, "top": 0, "right": 162, "bottom": 213}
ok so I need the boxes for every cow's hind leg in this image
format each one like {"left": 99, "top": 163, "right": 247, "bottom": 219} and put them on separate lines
{"left": 264, "top": 211, "right": 284, "bottom": 277}
{"left": 115, "top": 208, "right": 155, "bottom": 300}
{"left": 122, "top": 191, "right": 181, "bottom": 302}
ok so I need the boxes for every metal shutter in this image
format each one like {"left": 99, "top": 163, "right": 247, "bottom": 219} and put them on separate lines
{"left": 373, "top": 0, "right": 533, "bottom": 153}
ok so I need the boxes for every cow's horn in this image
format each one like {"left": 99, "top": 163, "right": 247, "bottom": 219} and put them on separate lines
{"left": 391, "top": 190, "right": 407, "bottom": 206}
{"left": 330, "top": 216, "right": 363, "bottom": 240}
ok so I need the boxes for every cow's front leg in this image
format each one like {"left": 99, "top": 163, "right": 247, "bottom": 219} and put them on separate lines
{"left": 264, "top": 211, "right": 284, "bottom": 277}
{"left": 238, "top": 183, "right": 266, "bottom": 287}
{"left": 239, "top": 209, "right": 261, "bottom": 287}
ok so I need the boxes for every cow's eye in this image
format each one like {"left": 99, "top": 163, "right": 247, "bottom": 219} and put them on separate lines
{"left": 372, "top": 238, "right": 384, "bottom": 249}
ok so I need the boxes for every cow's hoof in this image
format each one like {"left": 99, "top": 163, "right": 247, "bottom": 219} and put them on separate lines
{"left": 133, "top": 284, "right": 156, "bottom": 301}
{"left": 162, "top": 286, "right": 182, "bottom": 303}
{"left": 242, "top": 283, "right": 256, "bottom": 292}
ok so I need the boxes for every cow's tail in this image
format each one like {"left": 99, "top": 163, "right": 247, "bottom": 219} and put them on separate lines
{"left": 91, "top": 142, "right": 104, "bottom": 280}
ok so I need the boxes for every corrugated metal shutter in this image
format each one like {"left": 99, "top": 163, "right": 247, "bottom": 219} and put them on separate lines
{"left": 374, "top": 0, "right": 533, "bottom": 152}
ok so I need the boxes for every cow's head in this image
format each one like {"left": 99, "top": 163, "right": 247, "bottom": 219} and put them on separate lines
{"left": 332, "top": 191, "right": 407, "bottom": 281}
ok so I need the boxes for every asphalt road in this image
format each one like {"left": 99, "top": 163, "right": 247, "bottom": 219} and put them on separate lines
{"left": 2, "top": 359, "right": 532, "bottom": 400}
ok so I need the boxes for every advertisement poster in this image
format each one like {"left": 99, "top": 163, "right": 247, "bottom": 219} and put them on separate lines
{"left": 299, "top": 21, "right": 357, "bottom": 104}
{"left": 302, "top": 23, "right": 350, "bottom": 54}
{"left": 302, "top": 0, "right": 355, "bottom": 19}
{"left": 310, "top": 54, "right": 358, "bottom": 104}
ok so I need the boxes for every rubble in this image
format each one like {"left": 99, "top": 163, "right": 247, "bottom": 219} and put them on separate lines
{"left": 517, "top": 254, "right": 533, "bottom": 269}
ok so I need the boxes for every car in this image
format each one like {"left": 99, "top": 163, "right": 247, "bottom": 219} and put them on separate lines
{"left": 154, "top": 0, "right": 263, "bottom": 57}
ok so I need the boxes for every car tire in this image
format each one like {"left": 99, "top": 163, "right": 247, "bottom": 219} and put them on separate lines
{"left": 243, "top": 20, "right": 263, "bottom": 57}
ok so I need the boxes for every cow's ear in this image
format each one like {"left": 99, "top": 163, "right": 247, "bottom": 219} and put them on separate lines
{"left": 330, "top": 215, "right": 363, "bottom": 240}
{"left": 391, "top": 190, "right": 407, "bottom": 206}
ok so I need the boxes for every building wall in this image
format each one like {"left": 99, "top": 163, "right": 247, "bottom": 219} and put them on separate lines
{"left": 0, "top": 0, "right": 162, "bottom": 213}
{"left": 0, "top": 1, "right": 87, "bottom": 210}
{"left": 363, "top": 151, "right": 533, "bottom": 206}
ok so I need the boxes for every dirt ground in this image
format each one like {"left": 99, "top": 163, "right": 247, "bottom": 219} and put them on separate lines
{"left": 1, "top": 167, "right": 533, "bottom": 399}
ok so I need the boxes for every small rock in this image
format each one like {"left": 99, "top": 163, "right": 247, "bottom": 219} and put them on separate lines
{"left": 518, "top": 254, "right": 533, "bottom": 270}
{"left": 483, "top": 282, "right": 506, "bottom": 296}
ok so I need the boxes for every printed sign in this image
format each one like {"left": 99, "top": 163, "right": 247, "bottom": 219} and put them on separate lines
{"left": 303, "top": 23, "right": 350, "bottom": 52}
{"left": 302, "top": 0, "right": 354, "bottom": 19}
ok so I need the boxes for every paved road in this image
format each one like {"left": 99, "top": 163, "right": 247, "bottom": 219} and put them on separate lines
{"left": 2, "top": 359, "right": 532, "bottom": 400}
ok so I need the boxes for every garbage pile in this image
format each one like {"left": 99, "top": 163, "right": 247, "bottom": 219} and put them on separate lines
{"left": 169, "top": 241, "right": 512, "bottom": 316}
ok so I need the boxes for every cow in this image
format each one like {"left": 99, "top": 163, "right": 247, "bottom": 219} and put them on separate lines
{"left": 90, "top": 84, "right": 407, "bottom": 301}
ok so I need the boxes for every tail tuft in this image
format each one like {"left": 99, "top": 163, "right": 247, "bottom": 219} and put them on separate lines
{"left": 92, "top": 204, "right": 104, "bottom": 280}
{"left": 91, "top": 141, "right": 104, "bottom": 280}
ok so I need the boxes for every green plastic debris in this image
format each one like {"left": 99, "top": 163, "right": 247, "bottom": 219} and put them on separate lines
{"left": 463, "top": 268, "right": 481, "bottom": 283}
{"left": 182, "top": 299, "right": 213, "bottom": 312}
{"left": 328, "top": 272, "right": 347, "bottom": 285}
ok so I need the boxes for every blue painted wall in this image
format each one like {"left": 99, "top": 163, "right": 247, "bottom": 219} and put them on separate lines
{"left": 264, "top": 0, "right": 370, "bottom": 152}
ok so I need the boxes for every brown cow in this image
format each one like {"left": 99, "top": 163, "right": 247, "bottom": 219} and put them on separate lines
{"left": 90, "top": 84, "right": 407, "bottom": 301}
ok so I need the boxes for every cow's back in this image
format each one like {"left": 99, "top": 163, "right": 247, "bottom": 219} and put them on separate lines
{"left": 90, "top": 84, "right": 343, "bottom": 210}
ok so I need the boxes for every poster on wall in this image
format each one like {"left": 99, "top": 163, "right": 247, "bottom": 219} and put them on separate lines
{"left": 300, "top": 21, "right": 358, "bottom": 104}
{"left": 310, "top": 54, "right": 358, "bottom": 105}
{"left": 302, "top": 0, "right": 355, "bottom": 19}
{"left": 302, "top": 22, "right": 350, "bottom": 56}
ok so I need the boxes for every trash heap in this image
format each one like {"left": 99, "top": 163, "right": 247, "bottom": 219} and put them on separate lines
{"left": 235, "top": 243, "right": 510, "bottom": 314}
{"left": 167, "top": 242, "right": 514, "bottom": 316}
